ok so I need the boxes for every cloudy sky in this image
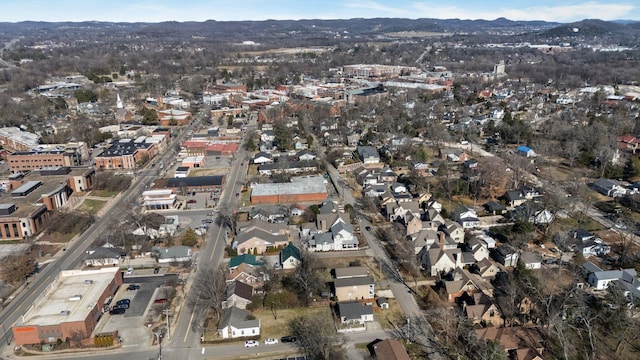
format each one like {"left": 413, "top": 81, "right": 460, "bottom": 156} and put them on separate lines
{"left": 2, "top": 0, "right": 638, "bottom": 23}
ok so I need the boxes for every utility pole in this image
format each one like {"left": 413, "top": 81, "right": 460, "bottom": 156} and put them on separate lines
{"left": 163, "top": 309, "right": 171, "bottom": 340}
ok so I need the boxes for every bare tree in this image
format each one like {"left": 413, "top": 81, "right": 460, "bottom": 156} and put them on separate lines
{"left": 188, "top": 264, "right": 228, "bottom": 323}
{"left": 291, "top": 249, "right": 322, "bottom": 306}
{"left": 477, "top": 156, "right": 510, "bottom": 199}
{"left": 289, "top": 312, "right": 345, "bottom": 360}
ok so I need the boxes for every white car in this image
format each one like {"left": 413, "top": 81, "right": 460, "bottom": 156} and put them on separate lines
{"left": 264, "top": 338, "right": 278, "bottom": 345}
{"left": 244, "top": 340, "right": 259, "bottom": 348}
{"left": 126, "top": 268, "right": 134, "bottom": 275}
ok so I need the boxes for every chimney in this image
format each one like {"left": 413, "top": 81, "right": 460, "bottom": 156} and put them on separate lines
{"left": 439, "top": 232, "right": 445, "bottom": 249}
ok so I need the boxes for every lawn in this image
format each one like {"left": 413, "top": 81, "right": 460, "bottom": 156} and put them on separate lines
{"left": 375, "top": 299, "right": 405, "bottom": 330}
{"left": 79, "top": 199, "right": 107, "bottom": 215}
{"left": 255, "top": 305, "right": 332, "bottom": 339}
{"left": 90, "top": 189, "right": 119, "bottom": 198}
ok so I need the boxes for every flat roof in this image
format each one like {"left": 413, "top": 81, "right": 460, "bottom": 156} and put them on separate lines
{"left": 19, "top": 267, "right": 119, "bottom": 327}
{"left": 251, "top": 175, "right": 327, "bottom": 197}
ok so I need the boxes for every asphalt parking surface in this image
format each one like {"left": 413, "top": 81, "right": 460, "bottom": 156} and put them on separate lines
{"left": 122, "top": 274, "right": 178, "bottom": 317}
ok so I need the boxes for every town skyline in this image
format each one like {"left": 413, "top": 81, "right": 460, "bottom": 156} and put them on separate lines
{"left": 1, "top": 0, "right": 639, "bottom": 24}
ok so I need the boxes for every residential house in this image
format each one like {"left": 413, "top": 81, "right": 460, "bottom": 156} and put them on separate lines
{"left": 492, "top": 245, "right": 519, "bottom": 267}
{"left": 424, "top": 207, "right": 445, "bottom": 225}
{"left": 225, "top": 280, "right": 254, "bottom": 309}
{"left": 297, "top": 150, "right": 316, "bottom": 161}
{"left": 334, "top": 267, "right": 375, "bottom": 301}
{"left": 483, "top": 201, "right": 507, "bottom": 215}
{"left": 443, "top": 269, "right": 483, "bottom": 302}
{"left": 154, "top": 246, "right": 192, "bottom": 263}
{"left": 411, "top": 229, "right": 438, "bottom": 254}
{"left": 440, "top": 148, "right": 467, "bottom": 162}
{"left": 453, "top": 206, "right": 480, "bottom": 229}
{"left": 280, "top": 242, "right": 301, "bottom": 270}
{"left": 569, "top": 229, "right": 611, "bottom": 258}
{"left": 356, "top": 146, "right": 380, "bottom": 164}
{"left": 468, "top": 237, "right": 490, "bottom": 262}
{"left": 474, "top": 327, "right": 545, "bottom": 359}
{"left": 591, "top": 178, "right": 627, "bottom": 197}
{"left": 252, "top": 152, "right": 273, "bottom": 165}
{"left": 236, "top": 219, "right": 289, "bottom": 237}
{"left": 475, "top": 258, "right": 500, "bottom": 279}
{"left": 379, "top": 167, "right": 398, "bottom": 183}
{"left": 442, "top": 221, "right": 465, "bottom": 243}
{"left": 588, "top": 268, "right": 637, "bottom": 290}
{"left": 368, "top": 339, "right": 410, "bottom": 360}
{"left": 217, "top": 306, "right": 261, "bottom": 339}
{"left": 228, "top": 254, "right": 263, "bottom": 271}
{"left": 336, "top": 301, "right": 374, "bottom": 325}
{"left": 308, "top": 214, "right": 358, "bottom": 251}
{"left": 520, "top": 252, "right": 542, "bottom": 270}
{"left": 465, "top": 301, "right": 502, "bottom": 327}
{"left": 226, "top": 263, "right": 263, "bottom": 286}
{"left": 234, "top": 229, "right": 288, "bottom": 255}
{"left": 422, "top": 240, "right": 460, "bottom": 277}
{"left": 505, "top": 190, "right": 527, "bottom": 208}
{"left": 84, "top": 247, "right": 124, "bottom": 267}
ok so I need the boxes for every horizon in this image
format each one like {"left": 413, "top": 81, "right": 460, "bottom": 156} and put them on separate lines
{"left": 1, "top": 1, "right": 639, "bottom": 24}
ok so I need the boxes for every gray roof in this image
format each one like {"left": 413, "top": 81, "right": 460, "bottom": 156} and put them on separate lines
{"left": 335, "top": 266, "right": 369, "bottom": 279}
{"left": 251, "top": 175, "right": 326, "bottom": 197}
{"left": 337, "top": 301, "right": 373, "bottom": 321}
{"left": 334, "top": 276, "right": 374, "bottom": 289}
{"left": 85, "top": 247, "right": 124, "bottom": 260}
{"left": 218, "top": 306, "right": 260, "bottom": 330}
{"left": 235, "top": 229, "right": 288, "bottom": 246}
{"left": 582, "top": 261, "right": 603, "bottom": 274}
{"left": 310, "top": 232, "right": 333, "bottom": 245}
{"left": 155, "top": 246, "right": 191, "bottom": 260}
{"left": 357, "top": 146, "right": 379, "bottom": 159}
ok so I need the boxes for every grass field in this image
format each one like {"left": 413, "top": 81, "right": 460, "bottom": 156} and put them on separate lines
{"left": 79, "top": 199, "right": 107, "bottom": 215}
{"left": 90, "top": 189, "right": 119, "bottom": 198}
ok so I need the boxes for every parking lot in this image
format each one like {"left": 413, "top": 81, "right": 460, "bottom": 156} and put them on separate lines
{"left": 96, "top": 274, "right": 178, "bottom": 346}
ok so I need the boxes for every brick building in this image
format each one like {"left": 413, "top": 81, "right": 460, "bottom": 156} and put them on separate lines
{"left": 250, "top": 175, "right": 328, "bottom": 204}
{"left": 12, "top": 267, "right": 122, "bottom": 346}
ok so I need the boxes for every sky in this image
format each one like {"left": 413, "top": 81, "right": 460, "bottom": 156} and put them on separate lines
{"left": 1, "top": 0, "right": 639, "bottom": 23}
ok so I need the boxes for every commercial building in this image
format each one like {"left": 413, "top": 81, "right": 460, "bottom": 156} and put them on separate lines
{"left": 165, "top": 176, "right": 224, "bottom": 194}
{"left": 12, "top": 267, "right": 122, "bottom": 345}
{"left": 0, "top": 167, "right": 95, "bottom": 240}
{"left": 94, "top": 138, "right": 161, "bottom": 170}
{"left": 0, "top": 127, "right": 40, "bottom": 152}
{"left": 250, "top": 175, "right": 328, "bottom": 204}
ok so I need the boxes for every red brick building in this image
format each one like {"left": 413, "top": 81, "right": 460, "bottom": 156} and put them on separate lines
{"left": 12, "top": 267, "right": 122, "bottom": 346}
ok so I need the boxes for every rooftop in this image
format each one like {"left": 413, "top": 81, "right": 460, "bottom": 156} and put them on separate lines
{"left": 251, "top": 175, "right": 327, "bottom": 197}
{"left": 18, "top": 267, "right": 120, "bottom": 327}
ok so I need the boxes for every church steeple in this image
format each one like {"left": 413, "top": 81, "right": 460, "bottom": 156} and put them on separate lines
{"left": 116, "top": 93, "right": 123, "bottom": 109}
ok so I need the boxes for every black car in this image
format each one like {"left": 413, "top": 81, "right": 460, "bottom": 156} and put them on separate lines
{"left": 116, "top": 299, "right": 131, "bottom": 305}
{"left": 114, "top": 303, "right": 129, "bottom": 309}
{"left": 365, "top": 226, "right": 371, "bottom": 231}
{"left": 153, "top": 267, "right": 160, "bottom": 274}
{"left": 127, "top": 284, "right": 140, "bottom": 291}
{"left": 109, "top": 308, "right": 126, "bottom": 315}
{"left": 280, "top": 336, "right": 297, "bottom": 343}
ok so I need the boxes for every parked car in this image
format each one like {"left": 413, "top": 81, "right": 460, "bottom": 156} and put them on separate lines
{"left": 264, "top": 338, "right": 278, "bottom": 345}
{"left": 113, "top": 303, "right": 129, "bottom": 309}
{"left": 109, "top": 308, "right": 126, "bottom": 315}
{"left": 280, "top": 335, "right": 297, "bottom": 343}
{"left": 153, "top": 267, "right": 160, "bottom": 274}
{"left": 201, "top": 219, "right": 214, "bottom": 224}
{"left": 127, "top": 284, "right": 140, "bottom": 291}
{"left": 154, "top": 298, "right": 168, "bottom": 304}
{"left": 116, "top": 299, "right": 130, "bottom": 305}
{"left": 187, "top": 199, "right": 197, "bottom": 204}
{"left": 235, "top": 192, "right": 239, "bottom": 197}
{"left": 126, "top": 268, "right": 134, "bottom": 275}
{"left": 244, "top": 340, "right": 259, "bottom": 348}
{"left": 365, "top": 226, "right": 371, "bottom": 231}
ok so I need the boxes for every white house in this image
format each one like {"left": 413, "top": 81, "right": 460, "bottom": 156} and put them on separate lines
{"left": 280, "top": 243, "right": 301, "bottom": 269}
{"left": 217, "top": 306, "right": 261, "bottom": 339}
{"left": 454, "top": 207, "right": 480, "bottom": 229}
{"left": 154, "top": 246, "right": 192, "bottom": 263}
{"left": 337, "top": 301, "right": 374, "bottom": 325}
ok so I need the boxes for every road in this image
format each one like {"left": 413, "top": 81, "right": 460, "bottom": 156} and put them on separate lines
{"left": 325, "top": 163, "right": 442, "bottom": 359}
{"left": 0, "top": 117, "right": 202, "bottom": 354}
